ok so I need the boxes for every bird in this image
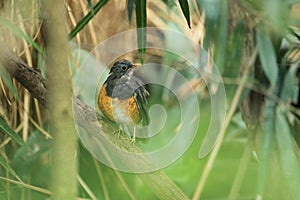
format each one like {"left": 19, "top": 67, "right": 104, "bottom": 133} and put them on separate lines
{"left": 98, "top": 59, "right": 149, "bottom": 142}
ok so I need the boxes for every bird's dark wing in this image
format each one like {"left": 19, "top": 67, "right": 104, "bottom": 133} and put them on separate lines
{"left": 106, "top": 77, "right": 135, "bottom": 99}
{"left": 107, "top": 74, "right": 149, "bottom": 125}
{"left": 132, "top": 78, "right": 149, "bottom": 126}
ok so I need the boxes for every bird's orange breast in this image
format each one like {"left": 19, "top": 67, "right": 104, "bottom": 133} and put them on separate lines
{"left": 98, "top": 83, "right": 140, "bottom": 124}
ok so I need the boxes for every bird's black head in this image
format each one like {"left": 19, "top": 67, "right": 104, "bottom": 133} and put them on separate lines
{"left": 109, "top": 59, "right": 135, "bottom": 77}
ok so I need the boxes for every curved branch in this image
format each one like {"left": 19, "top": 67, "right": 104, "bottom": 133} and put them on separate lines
{"left": 0, "top": 48, "right": 47, "bottom": 107}
{"left": 73, "top": 97, "right": 189, "bottom": 200}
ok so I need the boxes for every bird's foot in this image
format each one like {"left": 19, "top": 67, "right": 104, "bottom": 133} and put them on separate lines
{"left": 130, "top": 136, "right": 136, "bottom": 144}
{"left": 113, "top": 128, "right": 122, "bottom": 139}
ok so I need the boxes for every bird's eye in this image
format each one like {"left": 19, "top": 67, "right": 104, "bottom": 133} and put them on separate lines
{"left": 121, "top": 66, "right": 127, "bottom": 71}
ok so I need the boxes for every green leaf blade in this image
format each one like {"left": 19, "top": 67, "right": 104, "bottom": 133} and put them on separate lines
{"left": 0, "top": 17, "right": 43, "bottom": 53}
{"left": 127, "top": 0, "right": 135, "bottom": 24}
{"left": 280, "top": 63, "right": 299, "bottom": 104}
{"left": 275, "top": 107, "right": 300, "bottom": 198}
{"left": 0, "top": 155, "right": 18, "bottom": 178}
{"left": 68, "top": 0, "right": 109, "bottom": 40}
{"left": 135, "top": 0, "right": 147, "bottom": 64}
{"left": 256, "top": 25, "right": 279, "bottom": 88}
{"left": 0, "top": 118, "right": 25, "bottom": 146}
{"left": 178, "top": 0, "right": 191, "bottom": 28}
{"left": 0, "top": 66, "right": 20, "bottom": 101}
{"left": 257, "top": 100, "right": 276, "bottom": 197}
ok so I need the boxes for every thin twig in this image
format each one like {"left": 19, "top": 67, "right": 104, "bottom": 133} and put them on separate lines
{"left": 77, "top": 175, "right": 98, "bottom": 200}
{"left": 28, "top": 116, "right": 52, "bottom": 139}
{"left": 113, "top": 170, "right": 137, "bottom": 200}
{"left": 92, "top": 158, "right": 110, "bottom": 200}
{"left": 0, "top": 176, "right": 51, "bottom": 195}
{"left": 228, "top": 132, "right": 255, "bottom": 200}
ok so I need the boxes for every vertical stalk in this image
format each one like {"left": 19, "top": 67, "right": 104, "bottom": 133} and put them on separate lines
{"left": 42, "top": 1, "right": 78, "bottom": 199}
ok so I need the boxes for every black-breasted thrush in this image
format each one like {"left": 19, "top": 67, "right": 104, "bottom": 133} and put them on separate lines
{"left": 98, "top": 59, "right": 149, "bottom": 141}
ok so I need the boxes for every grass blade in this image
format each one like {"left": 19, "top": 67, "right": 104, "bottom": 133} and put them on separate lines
{"left": 0, "top": 65, "right": 20, "bottom": 101}
{"left": 0, "top": 155, "right": 19, "bottom": 179}
{"left": 178, "top": 0, "right": 191, "bottom": 28}
{"left": 0, "top": 17, "right": 43, "bottom": 53}
{"left": 135, "top": 0, "right": 147, "bottom": 64}
{"left": 0, "top": 118, "right": 25, "bottom": 146}
{"left": 68, "top": 0, "right": 109, "bottom": 40}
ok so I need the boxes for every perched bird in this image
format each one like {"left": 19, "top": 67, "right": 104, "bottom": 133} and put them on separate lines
{"left": 98, "top": 59, "right": 149, "bottom": 141}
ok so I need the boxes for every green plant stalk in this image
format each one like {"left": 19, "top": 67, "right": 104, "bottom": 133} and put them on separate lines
{"left": 42, "top": 0, "right": 78, "bottom": 199}
{"left": 192, "top": 47, "right": 258, "bottom": 200}
{"left": 135, "top": 0, "right": 147, "bottom": 63}
{"left": 92, "top": 158, "right": 110, "bottom": 200}
{"left": 228, "top": 131, "right": 255, "bottom": 200}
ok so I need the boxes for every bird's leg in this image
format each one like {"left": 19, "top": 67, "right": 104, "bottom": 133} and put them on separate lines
{"left": 130, "top": 126, "right": 136, "bottom": 144}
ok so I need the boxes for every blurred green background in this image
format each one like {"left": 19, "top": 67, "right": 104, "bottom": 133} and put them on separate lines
{"left": 0, "top": 0, "right": 300, "bottom": 199}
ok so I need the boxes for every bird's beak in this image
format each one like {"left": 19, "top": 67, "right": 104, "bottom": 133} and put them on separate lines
{"left": 133, "top": 63, "right": 142, "bottom": 68}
